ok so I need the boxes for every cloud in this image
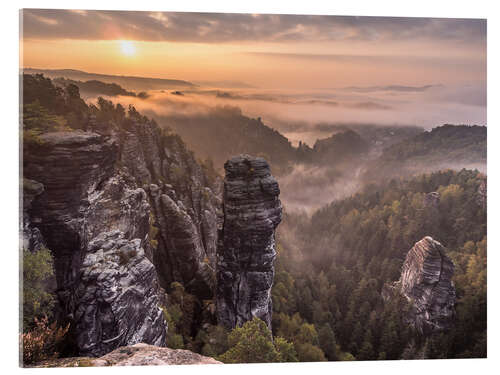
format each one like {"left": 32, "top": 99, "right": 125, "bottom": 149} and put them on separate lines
{"left": 21, "top": 10, "right": 486, "bottom": 44}
{"left": 348, "top": 101, "right": 392, "bottom": 110}
{"left": 342, "top": 84, "right": 443, "bottom": 93}
{"left": 188, "top": 89, "right": 340, "bottom": 107}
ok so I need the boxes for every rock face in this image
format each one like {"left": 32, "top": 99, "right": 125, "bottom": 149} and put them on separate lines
{"left": 23, "top": 131, "right": 119, "bottom": 288}
{"left": 22, "top": 119, "right": 222, "bottom": 356}
{"left": 148, "top": 184, "right": 216, "bottom": 298}
{"left": 75, "top": 231, "right": 166, "bottom": 356}
{"left": 31, "top": 343, "right": 222, "bottom": 367}
{"left": 21, "top": 178, "right": 46, "bottom": 252}
{"left": 392, "top": 236, "right": 456, "bottom": 334}
{"left": 119, "top": 123, "right": 221, "bottom": 297}
{"left": 216, "top": 155, "right": 282, "bottom": 330}
{"left": 23, "top": 131, "right": 167, "bottom": 355}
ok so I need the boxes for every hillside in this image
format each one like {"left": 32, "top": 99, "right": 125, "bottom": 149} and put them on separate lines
{"left": 156, "top": 107, "right": 298, "bottom": 175}
{"left": 53, "top": 77, "right": 148, "bottom": 98}
{"left": 311, "top": 130, "right": 370, "bottom": 164}
{"left": 23, "top": 68, "right": 196, "bottom": 91}
{"left": 363, "top": 125, "right": 486, "bottom": 183}
{"left": 380, "top": 124, "right": 486, "bottom": 164}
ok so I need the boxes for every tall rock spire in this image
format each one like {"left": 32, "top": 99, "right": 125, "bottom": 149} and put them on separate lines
{"left": 216, "top": 155, "right": 282, "bottom": 330}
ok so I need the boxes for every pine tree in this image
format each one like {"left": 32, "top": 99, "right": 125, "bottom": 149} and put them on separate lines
{"left": 218, "top": 318, "right": 280, "bottom": 363}
{"left": 318, "top": 323, "right": 339, "bottom": 360}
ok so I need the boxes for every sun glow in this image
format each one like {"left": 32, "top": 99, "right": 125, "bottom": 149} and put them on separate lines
{"left": 119, "top": 40, "right": 136, "bottom": 56}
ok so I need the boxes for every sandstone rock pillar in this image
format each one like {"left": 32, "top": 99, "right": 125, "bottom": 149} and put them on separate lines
{"left": 216, "top": 155, "right": 282, "bottom": 330}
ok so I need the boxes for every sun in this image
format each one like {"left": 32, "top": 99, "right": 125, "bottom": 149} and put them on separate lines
{"left": 119, "top": 40, "right": 136, "bottom": 56}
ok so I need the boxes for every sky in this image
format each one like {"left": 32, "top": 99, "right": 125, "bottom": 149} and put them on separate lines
{"left": 20, "top": 9, "right": 487, "bottom": 131}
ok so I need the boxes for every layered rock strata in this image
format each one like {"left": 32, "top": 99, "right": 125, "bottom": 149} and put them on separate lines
{"left": 23, "top": 131, "right": 167, "bottom": 355}
{"left": 385, "top": 236, "right": 456, "bottom": 334}
{"left": 216, "top": 155, "right": 282, "bottom": 330}
{"left": 119, "top": 122, "right": 221, "bottom": 296}
{"left": 21, "top": 178, "right": 46, "bottom": 252}
{"left": 76, "top": 231, "right": 166, "bottom": 356}
{"left": 23, "top": 114, "right": 223, "bottom": 356}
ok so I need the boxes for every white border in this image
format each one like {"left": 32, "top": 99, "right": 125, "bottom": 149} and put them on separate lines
{"left": 2, "top": 1, "right": 498, "bottom": 374}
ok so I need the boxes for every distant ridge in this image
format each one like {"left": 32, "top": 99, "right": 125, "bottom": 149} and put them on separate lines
{"left": 22, "top": 68, "right": 196, "bottom": 91}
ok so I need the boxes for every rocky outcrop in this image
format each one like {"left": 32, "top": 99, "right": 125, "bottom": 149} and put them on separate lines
{"left": 23, "top": 131, "right": 167, "bottom": 356}
{"left": 22, "top": 117, "right": 222, "bottom": 356}
{"left": 386, "top": 236, "right": 456, "bottom": 334}
{"left": 21, "top": 178, "right": 46, "bottom": 252}
{"left": 75, "top": 231, "right": 166, "bottom": 356}
{"left": 424, "top": 192, "right": 440, "bottom": 208}
{"left": 119, "top": 122, "right": 221, "bottom": 296}
{"left": 23, "top": 131, "right": 119, "bottom": 288}
{"left": 148, "top": 184, "right": 216, "bottom": 298}
{"left": 216, "top": 155, "right": 282, "bottom": 330}
{"left": 31, "top": 343, "right": 222, "bottom": 367}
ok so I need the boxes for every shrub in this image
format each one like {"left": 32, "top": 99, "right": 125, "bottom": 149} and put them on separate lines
{"left": 117, "top": 248, "right": 137, "bottom": 266}
{"left": 21, "top": 316, "right": 70, "bottom": 365}
{"left": 218, "top": 318, "right": 284, "bottom": 363}
{"left": 194, "top": 324, "right": 229, "bottom": 357}
{"left": 148, "top": 213, "right": 159, "bottom": 250}
{"left": 275, "top": 337, "right": 298, "bottom": 362}
{"left": 295, "top": 342, "right": 327, "bottom": 362}
{"left": 22, "top": 248, "right": 56, "bottom": 331}
{"left": 166, "top": 333, "right": 184, "bottom": 349}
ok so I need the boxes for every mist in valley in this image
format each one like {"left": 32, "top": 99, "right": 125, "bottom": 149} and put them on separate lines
{"left": 79, "top": 81, "right": 487, "bottom": 215}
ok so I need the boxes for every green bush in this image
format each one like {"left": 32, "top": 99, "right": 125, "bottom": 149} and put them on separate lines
{"left": 218, "top": 318, "right": 281, "bottom": 363}
{"left": 22, "top": 248, "right": 56, "bottom": 331}
{"left": 274, "top": 337, "right": 298, "bottom": 362}
{"left": 217, "top": 318, "right": 297, "bottom": 364}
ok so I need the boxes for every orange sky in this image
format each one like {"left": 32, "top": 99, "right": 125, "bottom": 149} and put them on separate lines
{"left": 21, "top": 10, "right": 486, "bottom": 90}
{"left": 20, "top": 10, "right": 487, "bottom": 128}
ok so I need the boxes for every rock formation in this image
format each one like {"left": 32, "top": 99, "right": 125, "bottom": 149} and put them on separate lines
{"left": 30, "top": 343, "right": 221, "bottom": 367}
{"left": 23, "top": 131, "right": 167, "bottom": 355}
{"left": 22, "top": 118, "right": 221, "bottom": 356}
{"left": 385, "top": 236, "right": 456, "bottom": 334}
{"left": 423, "top": 192, "right": 440, "bottom": 208}
{"left": 118, "top": 122, "right": 221, "bottom": 296}
{"left": 21, "top": 178, "right": 46, "bottom": 252}
{"left": 75, "top": 231, "right": 166, "bottom": 356}
{"left": 216, "top": 155, "right": 282, "bottom": 330}
{"left": 477, "top": 177, "right": 487, "bottom": 210}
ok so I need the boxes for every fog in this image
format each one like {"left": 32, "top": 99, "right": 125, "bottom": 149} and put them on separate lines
{"left": 85, "top": 83, "right": 485, "bottom": 214}
{"left": 278, "top": 164, "right": 365, "bottom": 214}
{"left": 90, "top": 81, "right": 485, "bottom": 147}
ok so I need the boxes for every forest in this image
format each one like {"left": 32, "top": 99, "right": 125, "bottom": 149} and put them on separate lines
{"left": 157, "top": 169, "right": 486, "bottom": 361}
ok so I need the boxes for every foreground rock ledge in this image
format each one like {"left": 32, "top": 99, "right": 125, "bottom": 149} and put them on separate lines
{"left": 31, "top": 344, "right": 222, "bottom": 367}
